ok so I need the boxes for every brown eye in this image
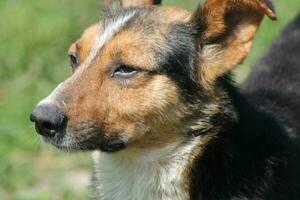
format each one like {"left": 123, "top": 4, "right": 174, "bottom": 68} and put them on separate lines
{"left": 68, "top": 52, "right": 79, "bottom": 71}
{"left": 112, "top": 65, "right": 138, "bottom": 78}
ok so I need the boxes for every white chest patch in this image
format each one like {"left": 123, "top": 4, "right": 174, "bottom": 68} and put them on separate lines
{"left": 91, "top": 140, "right": 200, "bottom": 200}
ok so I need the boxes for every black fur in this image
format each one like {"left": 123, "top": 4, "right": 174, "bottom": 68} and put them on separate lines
{"left": 152, "top": 0, "right": 161, "bottom": 5}
{"left": 187, "top": 15, "right": 300, "bottom": 200}
{"left": 243, "top": 14, "right": 300, "bottom": 136}
{"left": 100, "top": 135, "right": 127, "bottom": 152}
{"left": 156, "top": 23, "right": 201, "bottom": 99}
{"left": 190, "top": 80, "right": 300, "bottom": 199}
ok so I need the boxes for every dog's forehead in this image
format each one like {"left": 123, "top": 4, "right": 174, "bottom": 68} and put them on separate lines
{"left": 98, "top": 6, "right": 192, "bottom": 45}
{"left": 77, "top": 6, "right": 191, "bottom": 72}
{"left": 101, "top": 6, "right": 191, "bottom": 27}
{"left": 97, "top": 6, "right": 191, "bottom": 43}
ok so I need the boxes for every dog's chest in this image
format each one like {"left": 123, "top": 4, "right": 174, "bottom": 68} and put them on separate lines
{"left": 91, "top": 142, "right": 198, "bottom": 200}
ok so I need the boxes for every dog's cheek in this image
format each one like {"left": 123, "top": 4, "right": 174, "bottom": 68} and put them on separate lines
{"left": 109, "top": 76, "right": 187, "bottom": 147}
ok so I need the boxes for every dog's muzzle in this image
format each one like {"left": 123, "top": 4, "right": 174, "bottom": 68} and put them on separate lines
{"left": 30, "top": 104, "right": 67, "bottom": 138}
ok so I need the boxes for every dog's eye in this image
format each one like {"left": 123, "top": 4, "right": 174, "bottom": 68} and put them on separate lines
{"left": 112, "top": 65, "right": 138, "bottom": 78}
{"left": 68, "top": 52, "right": 79, "bottom": 71}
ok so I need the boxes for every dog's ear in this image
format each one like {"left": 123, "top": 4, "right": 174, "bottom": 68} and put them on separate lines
{"left": 192, "top": 0, "right": 276, "bottom": 84}
{"left": 104, "top": 0, "right": 161, "bottom": 7}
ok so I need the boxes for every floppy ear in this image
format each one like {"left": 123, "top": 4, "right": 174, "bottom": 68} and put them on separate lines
{"left": 104, "top": 0, "right": 161, "bottom": 7}
{"left": 192, "top": 0, "right": 276, "bottom": 84}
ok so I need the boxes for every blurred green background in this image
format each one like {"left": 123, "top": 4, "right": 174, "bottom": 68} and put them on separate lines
{"left": 0, "top": 0, "right": 299, "bottom": 199}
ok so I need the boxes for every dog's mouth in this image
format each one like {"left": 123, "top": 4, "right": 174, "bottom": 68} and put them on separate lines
{"left": 40, "top": 126, "right": 128, "bottom": 153}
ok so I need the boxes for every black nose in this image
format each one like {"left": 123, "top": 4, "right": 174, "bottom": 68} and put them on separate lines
{"left": 30, "top": 104, "right": 67, "bottom": 137}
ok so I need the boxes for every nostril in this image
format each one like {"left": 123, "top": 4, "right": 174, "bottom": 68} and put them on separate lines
{"left": 43, "top": 121, "right": 55, "bottom": 131}
{"left": 37, "top": 121, "right": 58, "bottom": 137}
{"left": 34, "top": 117, "right": 67, "bottom": 138}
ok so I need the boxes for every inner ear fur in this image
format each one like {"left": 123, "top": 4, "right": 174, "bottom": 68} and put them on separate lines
{"left": 104, "top": 0, "right": 161, "bottom": 7}
{"left": 192, "top": 0, "right": 276, "bottom": 84}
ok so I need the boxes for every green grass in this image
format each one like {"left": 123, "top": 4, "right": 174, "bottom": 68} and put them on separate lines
{"left": 0, "top": 0, "right": 299, "bottom": 199}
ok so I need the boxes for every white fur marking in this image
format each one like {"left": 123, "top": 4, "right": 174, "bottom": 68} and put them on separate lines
{"left": 38, "top": 82, "right": 66, "bottom": 106}
{"left": 92, "top": 139, "right": 201, "bottom": 200}
{"left": 80, "top": 12, "right": 136, "bottom": 71}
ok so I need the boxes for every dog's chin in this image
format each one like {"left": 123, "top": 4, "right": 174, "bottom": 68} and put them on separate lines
{"left": 41, "top": 131, "right": 127, "bottom": 153}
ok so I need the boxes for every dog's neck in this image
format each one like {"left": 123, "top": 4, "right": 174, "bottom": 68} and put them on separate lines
{"left": 188, "top": 87, "right": 290, "bottom": 199}
{"left": 91, "top": 87, "right": 290, "bottom": 200}
{"left": 91, "top": 137, "right": 202, "bottom": 200}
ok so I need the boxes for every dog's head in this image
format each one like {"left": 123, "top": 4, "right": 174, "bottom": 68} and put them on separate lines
{"left": 30, "top": 0, "right": 275, "bottom": 152}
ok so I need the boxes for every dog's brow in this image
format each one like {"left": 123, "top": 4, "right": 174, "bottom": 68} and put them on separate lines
{"left": 79, "top": 11, "right": 137, "bottom": 72}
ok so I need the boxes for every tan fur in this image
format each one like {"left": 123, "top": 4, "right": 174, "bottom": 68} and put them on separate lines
{"left": 194, "top": 0, "right": 276, "bottom": 84}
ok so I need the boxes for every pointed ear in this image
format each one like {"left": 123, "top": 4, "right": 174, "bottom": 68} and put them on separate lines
{"left": 104, "top": 0, "right": 161, "bottom": 7}
{"left": 192, "top": 0, "right": 276, "bottom": 83}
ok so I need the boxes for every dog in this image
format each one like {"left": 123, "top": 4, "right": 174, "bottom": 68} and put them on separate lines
{"left": 30, "top": 0, "right": 300, "bottom": 199}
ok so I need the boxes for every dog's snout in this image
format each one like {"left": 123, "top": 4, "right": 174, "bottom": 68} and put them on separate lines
{"left": 30, "top": 104, "right": 67, "bottom": 137}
